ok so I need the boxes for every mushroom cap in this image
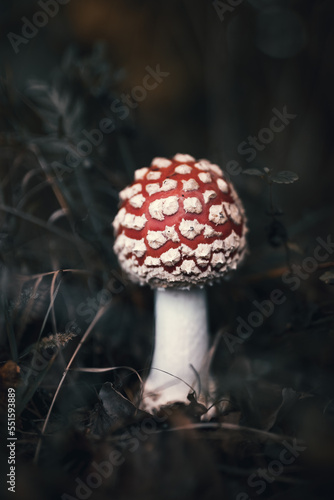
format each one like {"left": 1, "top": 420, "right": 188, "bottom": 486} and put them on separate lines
{"left": 113, "top": 154, "right": 248, "bottom": 288}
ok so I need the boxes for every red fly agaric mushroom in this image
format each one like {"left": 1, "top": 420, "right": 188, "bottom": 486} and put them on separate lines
{"left": 112, "top": 154, "right": 247, "bottom": 410}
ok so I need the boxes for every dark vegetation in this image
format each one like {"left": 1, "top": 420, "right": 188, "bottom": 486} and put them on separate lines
{"left": 1, "top": 1, "right": 334, "bottom": 499}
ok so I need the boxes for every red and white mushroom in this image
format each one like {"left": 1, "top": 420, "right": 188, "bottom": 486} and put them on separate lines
{"left": 113, "top": 154, "right": 247, "bottom": 410}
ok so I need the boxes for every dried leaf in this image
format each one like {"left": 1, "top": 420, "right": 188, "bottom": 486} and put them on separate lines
{"left": 287, "top": 241, "right": 303, "bottom": 254}
{"left": 270, "top": 171, "right": 299, "bottom": 184}
{"left": 0, "top": 361, "right": 20, "bottom": 390}
{"left": 243, "top": 168, "right": 264, "bottom": 176}
{"left": 89, "top": 382, "right": 147, "bottom": 435}
{"left": 319, "top": 269, "right": 334, "bottom": 285}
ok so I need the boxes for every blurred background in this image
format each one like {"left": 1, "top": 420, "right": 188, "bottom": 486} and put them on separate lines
{"left": 1, "top": 1, "right": 334, "bottom": 499}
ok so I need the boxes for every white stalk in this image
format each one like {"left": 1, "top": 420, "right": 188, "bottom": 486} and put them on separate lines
{"left": 142, "top": 287, "right": 209, "bottom": 408}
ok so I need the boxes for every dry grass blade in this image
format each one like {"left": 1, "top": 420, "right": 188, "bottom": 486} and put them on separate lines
{"left": 29, "top": 144, "right": 71, "bottom": 217}
{"left": 17, "top": 180, "right": 51, "bottom": 210}
{"left": 16, "top": 269, "right": 90, "bottom": 281}
{"left": 71, "top": 366, "right": 144, "bottom": 389}
{"left": 33, "top": 299, "right": 113, "bottom": 464}
{"left": 17, "top": 351, "right": 59, "bottom": 416}
{"left": 16, "top": 275, "right": 44, "bottom": 343}
{"left": 141, "top": 368, "right": 196, "bottom": 401}
{"left": 142, "top": 422, "right": 305, "bottom": 446}
{"left": 47, "top": 208, "right": 69, "bottom": 225}
{"left": 5, "top": 298, "right": 18, "bottom": 362}
{"left": 36, "top": 271, "right": 63, "bottom": 343}
{"left": 28, "top": 145, "right": 94, "bottom": 267}
{"left": 50, "top": 270, "right": 62, "bottom": 336}
{"left": 0, "top": 204, "right": 87, "bottom": 246}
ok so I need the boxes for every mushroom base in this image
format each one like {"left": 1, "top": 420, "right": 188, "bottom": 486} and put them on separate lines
{"left": 141, "top": 287, "right": 210, "bottom": 411}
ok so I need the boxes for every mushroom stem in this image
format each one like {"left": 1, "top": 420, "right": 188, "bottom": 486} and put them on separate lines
{"left": 142, "top": 287, "right": 209, "bottom": 408}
